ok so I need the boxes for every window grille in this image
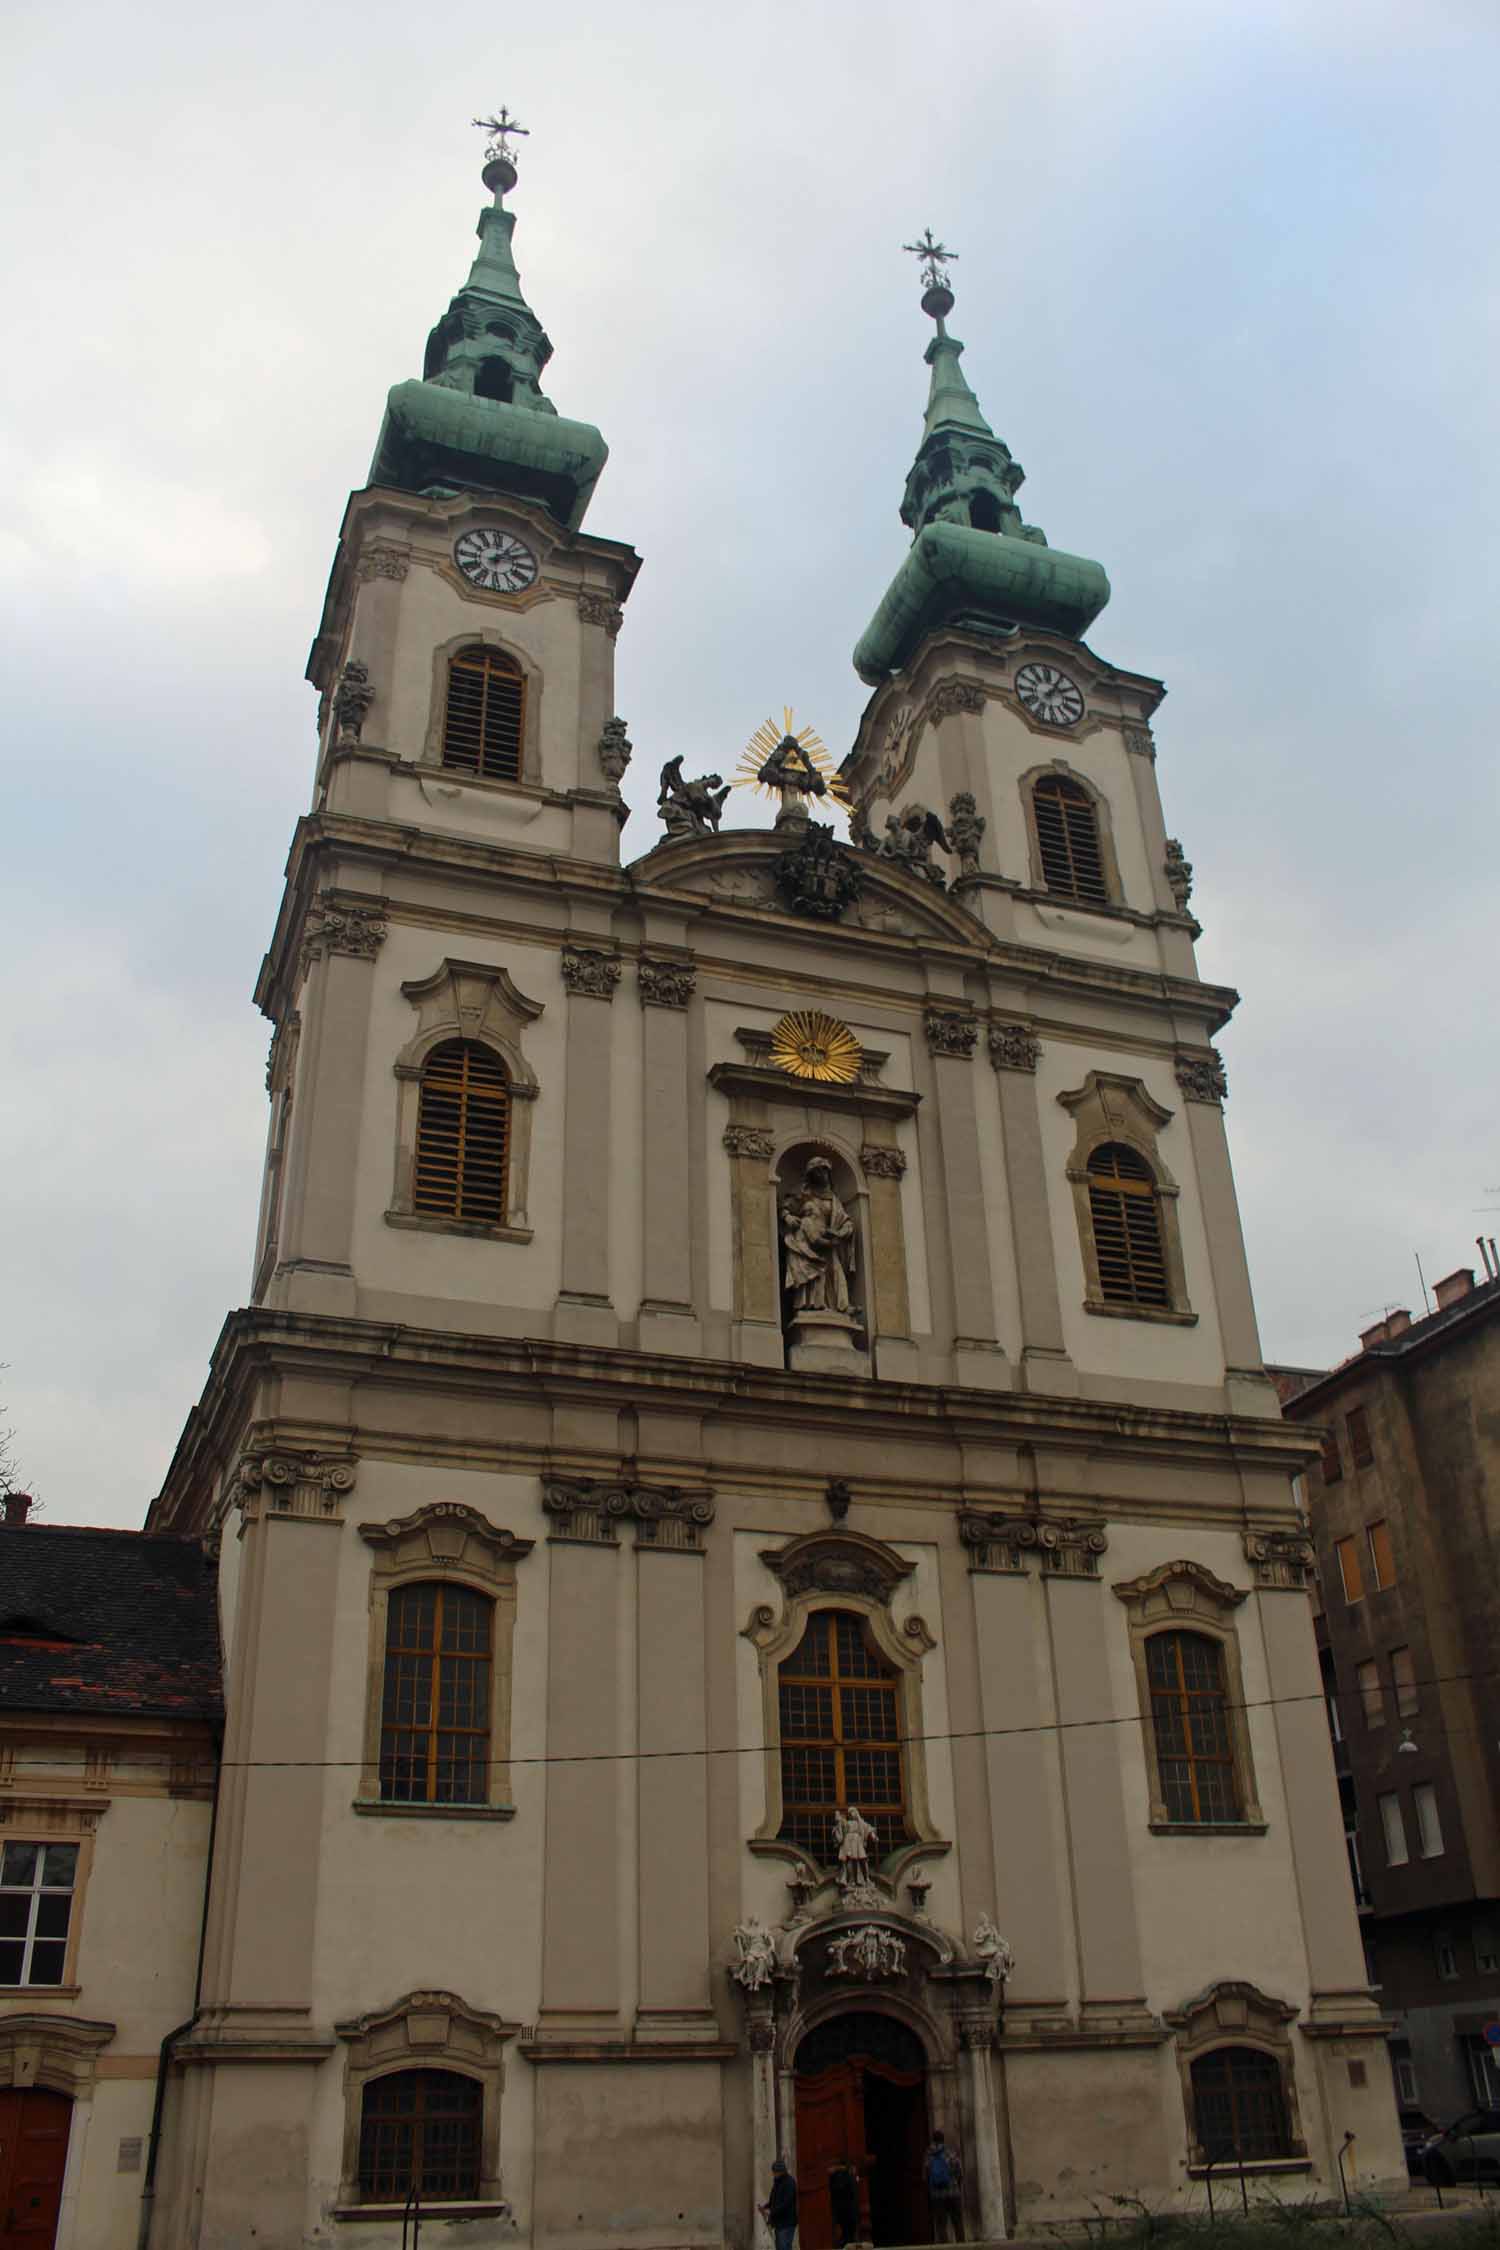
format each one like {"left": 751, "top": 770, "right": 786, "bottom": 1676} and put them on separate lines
{"left": 0, "top": 1841, "right": 77, "bottom": 1986}
{"left": 1190, "top": 2047, "right": 1294, "bottom": 2162}
{"left": 358, "top": 2069, "right": 482, "bottom": 2203}
{"left": 1146, "top": 1631, "right": 1241, "bottom": 1823}
{"left": 380, "top": 1583, "right": 492, "bottom": 1805}
{"left": 1086, "top": 1143, "right": 1170, "bottom": 1309}
{"left": 413, "top": 1041, "right": 510, "bottom": 1225}
{"left": 1033, "top": 773, "right": 1109, "bottom": 905}
{"left": 442, "top": 648, "right": 525, "bottom": 782}
{"left": 777, "top": 1611, "right": 911, "bottom": 1865}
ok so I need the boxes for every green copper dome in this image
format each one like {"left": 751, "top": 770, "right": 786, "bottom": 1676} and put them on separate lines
{"left": 370, "top": 148, "right": 607, "bottom": 529}
{"left": 853, "top": 265, "right": 1108, "bottom": 683}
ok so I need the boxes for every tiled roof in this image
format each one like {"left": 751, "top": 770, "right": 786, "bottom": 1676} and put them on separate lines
{"left": 0, "top": 1524, "right": 222, "bottom": 1721}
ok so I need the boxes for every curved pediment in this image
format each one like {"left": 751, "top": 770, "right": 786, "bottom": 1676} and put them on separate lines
{"left": 626, "top": 826, "right": 995, "bottom": 954}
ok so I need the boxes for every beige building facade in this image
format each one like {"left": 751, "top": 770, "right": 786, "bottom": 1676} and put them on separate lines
{"left": 144, "top": 138, "right": 1402, "bottom": 2247}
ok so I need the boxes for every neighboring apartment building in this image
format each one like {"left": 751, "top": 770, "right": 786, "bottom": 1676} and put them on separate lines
{"left": 0, "top": 1497, "right": 220, "bottom": 2250}
{"left": 1274, "top": 1258, "right": 1500, "bottom": 2126}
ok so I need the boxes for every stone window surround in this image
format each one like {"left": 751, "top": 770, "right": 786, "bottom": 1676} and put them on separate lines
{"left": 0, "top": 1798, "right": 108, "bottom": 1999}
{"left": 1112, "top": 1561, "right": 1265, "bottom": 1834}
{"left": 386, "top": 959, "right": 543, "bottom": 1246}
{"left": 1018, "top": 757, "right": 1125, "bottom": 908}
{"left": 1162, "top": 1978, "right": 1307, "bottom": 2169}
{"left": 423, "top": 629, "right": 544, "bottom": 789}
{"left": 354, "top": 1504, "right": 534, "bottom": 1821}
{"left": 332, "top": 1988, "right": 520, "bottom": 2215}
{"left": 1059, "top": 1070, "right": 1196, "bottom": 1326}
{"left": 742, "top": 1528, "right": 945, "bottom": 1887}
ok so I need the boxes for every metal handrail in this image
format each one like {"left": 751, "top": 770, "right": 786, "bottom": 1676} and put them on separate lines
{"left": 401, "top": 2180, "right": 421, "bottom": 2250}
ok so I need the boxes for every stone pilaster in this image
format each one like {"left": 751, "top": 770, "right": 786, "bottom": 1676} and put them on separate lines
{"left": 987, "top": 1025, "right": 1077, "bottom": 1396}
{"left": 556, "top": 942, "right": 621, "bottom": 1345}
{"left": 923, "top": 1005, "right": 1008, "bottom": 1390}
{"left": 537, "top": 1533, "right": 623, "bottom": 2035}
{"left": 635, "top": 1523, "right": 716, "bottom": 2042}
{"left": 637, "top": 955, "right": 701, "bottom": 1355}
{"left": 724, "top": 1122, "right": 782, "bottom": 1368}
{"left": 1172, "top": 1057, "right": 1272, "bottom": 1411}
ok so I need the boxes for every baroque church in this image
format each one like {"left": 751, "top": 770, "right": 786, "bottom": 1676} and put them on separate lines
{"left": 141, "top": 121, "right": 1403, "bottom": 2246}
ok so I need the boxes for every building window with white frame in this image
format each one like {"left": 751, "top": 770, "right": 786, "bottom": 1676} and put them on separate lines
{"left": 0, "top": 1841, "right": 77, "bottom": 1987}
{"left": 1379, "top": 1792, "right": 1408, "bottom": 1867}
{"left": 1414, "top": 1782, "right": 1445, "bottom": 1859}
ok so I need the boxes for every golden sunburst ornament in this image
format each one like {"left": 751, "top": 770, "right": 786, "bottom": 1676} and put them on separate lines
{"left": 769, "top": 1010, "right": 862, "bottom": 1084}
{"left": 734, "top": 707, "right": 851, "bottom": 806}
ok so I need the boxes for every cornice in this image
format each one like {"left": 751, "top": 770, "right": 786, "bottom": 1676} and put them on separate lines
{"left": 149, "top": 1309, "right": 1322, "bottom": 1536}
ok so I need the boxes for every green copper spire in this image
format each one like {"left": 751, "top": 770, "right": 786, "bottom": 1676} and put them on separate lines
{"left": 853, "top": 234, "right": 1109, "bottom": 684}
{"left": 370, "top": 115, "right": 608, "bottom": 529}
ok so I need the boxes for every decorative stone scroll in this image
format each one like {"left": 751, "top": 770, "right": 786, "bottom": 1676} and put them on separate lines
{"left": 638, "top": 957, "right": 696, "bottom": 1009}
{"left": 236, "top": 1444, "right": 358, "bottom": 1523}
{"left": 1164, "top": 838, "right": 1194, "bottom": 911}
{"left": 826, "top": 1924, "right": 907, "bottom": 1980}
{"left": 333, "top": 659, "right": 375, "bottom": 743}
{"left": 724, "top": 1124, "right": 775, "bottom": 1160}
{"left": 959, "top": 1511, "right": 1108, "bottom": 1578}
{"left": 759, "top": 1528, "right": 915, "bottom": 1608}
{"left": 597, "top": 715, "right": 632, "bottom": 785}
{"left": 299, "top": 896, "right": 388, "bottom": 982}
{"left": 1175, "top": 1051, "right": 1228, "bottom": 1106}
{"left": 577, "top": 591, "right": 625, "bottom": 636}
{"left": 924, "top": 1007, "right": 978, "bottom": 1059}
{"left": 357, "top": 1502, "right": 533, "bottom": 1572}
{"left": 926, "top": 679, "right": 986, "bottom": 723}
{"left": 542, "top": 1475, "right": 716, "bottom": 1551}
{"left": 561, "top": 946, "right": 622, "bottom": 1000}
{"left": 860, "top": 1144, "right": 907, "bottom": 1180}
{"left": 355, "top": 544, "right": 409, "bottom": 582}
{"left": 1243, "top": 1528, "right": 1316, "bottom": 1591}
{"left": 987, "top": 1021, "right": 1040, "bottom": 1073}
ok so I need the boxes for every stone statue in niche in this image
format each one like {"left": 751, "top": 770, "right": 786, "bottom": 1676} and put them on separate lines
{"left": 833, "top": 1805, "right": 881, "bottom": 1892}
{"left": 972, "top": 1915, "right": 1015, "bottom": 1991}
{"left": 657, "top": 756, "right": 731, "bottom": 837}
{"left": 782, "top": 1157, "right": 855, "bottom": 1316}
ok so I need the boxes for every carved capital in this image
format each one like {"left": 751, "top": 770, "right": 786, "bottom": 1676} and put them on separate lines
{"left": 299, "top": 895, "right": 388, "bottom": 981}
{"left": 724, "top": 1124, "right": 775, "bottom": 1159}
{"left": 860, "top": 1144, "right": 907, "bottom": 1181}
{"left": 1243, "top": 1528, "right": 1316, "bottom": 1591}
{"left": 543, "top": 1475, "right": 715, "bottom": 1551}
{"left": 1122, "top": 723, "right": 1155, "bottom": 761}
{"left": 1175, "top": 1051, "right": 1228, "bottom": 1106}
{"left": 355, "top": 544, "right": 409, "bottom": 582}
{"left": 957, "top": 2016, "right": 998, "bottom": 2049}
{"left": 748, "top": 2018, "right": 776, "bottom": 2054}
{"left": 924, "top": 1007, "right": 978, "bottom": 1060}
{"left": 578, "top": 592, "right": 625, "bottom": 637}
{"left": 561, "top": 946, "right": 622, "bottom": 1000}
{"left": 235, "top": 1443, "right": 358, "bottom": 1523}
{"left": 988, "top": 1021, "right": 1041, "bottom": 1073}
{"left": 960, "top": 1511, "right": 1108, "bottom": 1578}
{"left": 638, "top": 957, "right": 697, "bottom": 1009}
{"left": 925, "top": 679, "right": 986, "bottom": 723}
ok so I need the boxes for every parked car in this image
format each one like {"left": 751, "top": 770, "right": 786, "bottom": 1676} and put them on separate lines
{"left": 1399, "top": 2109, "right": 1439, "bottom": 2176}
{"left": 1421, "top": 2110, "right": 1500, "bottom": 2185}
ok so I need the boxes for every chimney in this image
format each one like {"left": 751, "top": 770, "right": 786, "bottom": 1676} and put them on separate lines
{"left": 1359, "top": 1310, "right": 1412, "bottom": 1351}
{"left": 2, "top": 1493, "right": 33, "bottom": 1527}
{"left": 1434, "top": 1267, "right": 1475, "bottom": 1310}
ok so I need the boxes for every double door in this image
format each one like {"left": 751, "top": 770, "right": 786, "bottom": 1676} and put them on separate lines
{"left": 795, "top": 2054, "right": 928, "bottom": 2248}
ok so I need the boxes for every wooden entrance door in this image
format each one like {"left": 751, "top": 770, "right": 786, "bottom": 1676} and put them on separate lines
{"left": 0, "top": 2089, "right": 71, "bottom": 2250}
{"left": 795, "top": 2062, "right": 867, "bottom": 2249}
{"left": 795, "top": 2017, "right": 930, "bottom": 2249}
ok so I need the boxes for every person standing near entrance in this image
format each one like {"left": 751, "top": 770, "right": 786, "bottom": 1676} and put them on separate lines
{"left": 761, "top": 2156, "right": 798, "bottom": 2250}
{"left": 924, "top": 2131, "right": 964, "bottom": 2242}
{"left": 828, "top": 2154, "right": 861, "bottom": 2247}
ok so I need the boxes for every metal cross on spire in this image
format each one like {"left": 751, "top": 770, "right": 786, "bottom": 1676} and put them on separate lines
{"left": 474, "top": 107, "right": 530, "bottom": 166}
{"left": 902, "top": 228, "right": 958, "bottom": 295}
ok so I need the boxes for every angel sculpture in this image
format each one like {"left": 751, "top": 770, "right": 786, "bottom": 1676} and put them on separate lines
{"left": 657, "top": 756, "right": 732, "bottom": 838}
{"left": 878, "top": 803, "right": 951, "bottom": 888}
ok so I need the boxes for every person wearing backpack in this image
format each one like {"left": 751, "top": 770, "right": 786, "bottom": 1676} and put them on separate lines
{"left": 924, "top": 2130, "right": 964, "bottom": 2242}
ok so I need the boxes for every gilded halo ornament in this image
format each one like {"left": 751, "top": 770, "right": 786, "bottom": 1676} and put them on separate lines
{"left": 735, "top": 708, "right": 851, "bottom": 806}
{"left": 769, "top": 1011, "right": 862, "bottom": 1085}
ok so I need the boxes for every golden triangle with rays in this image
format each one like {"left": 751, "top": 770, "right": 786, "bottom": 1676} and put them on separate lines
{"left": 733, "top": 706, "right": 851, "bottom": 805}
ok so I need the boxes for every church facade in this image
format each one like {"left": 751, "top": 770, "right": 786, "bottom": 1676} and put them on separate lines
{"left": 146, "top": 127, "right": 1402, "bottom": 2249}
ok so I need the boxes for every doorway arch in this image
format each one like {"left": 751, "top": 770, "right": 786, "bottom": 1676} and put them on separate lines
{"left": 794, "top": 2013, "right": 930, "bottom": 2248}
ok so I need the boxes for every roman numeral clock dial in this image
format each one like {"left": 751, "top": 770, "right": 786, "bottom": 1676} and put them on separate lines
{"left": 1014, "top": 662, "right": 1085, "bottom": 728}
{"left": 454, "top": 528, "right": 539, "bottom": 593}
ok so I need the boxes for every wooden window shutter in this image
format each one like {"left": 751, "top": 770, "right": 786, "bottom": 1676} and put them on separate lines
{"left": 442, "top": 648, "right": 525, "bottom": 782}
{"left": 413, "top": 1040, "right": 510, "bottom": 1225}
{"left": 1086, "top": 1142, "right": 1170, "bottom": 1308}
{"left": 1033, "top": 774, "right": 1109, "bottom": 905}
{"left": 1366, "top": 1519, "right": 1397, "bottom": 1590}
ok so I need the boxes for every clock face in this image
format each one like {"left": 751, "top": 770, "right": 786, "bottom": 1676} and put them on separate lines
{"left": 454, "top": 527, "right": 538, "bottom": 594}
{"left": 1014, "top": 662, "right": 1085, "bottom": 728}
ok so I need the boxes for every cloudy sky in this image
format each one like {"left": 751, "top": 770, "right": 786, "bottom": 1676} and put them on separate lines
{"left": 3, "top": 0, "right": 1496, "bottom": 1525}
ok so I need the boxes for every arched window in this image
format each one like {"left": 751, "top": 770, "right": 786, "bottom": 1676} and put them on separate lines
{"left": 1189, "top": 2047, "right": 1292, "bottom": 2162}
{"left": 1146, "top": 1630, "right": 1241, "bottom": 1825}
{"left": 413, "top": 1040, "right": 510, "bottom": 1226}
{"left": 358, "top": 2069, "right": 483, "bottom": 2202}
{"left": 1086, "top": 1142, "right": 1170, "bottom": 1310}
{"left": 776, "top": 1610, "right": 911, "bottom": 1865}
{"left": 1032, "top": 773, "right": 1108, "bottom": 904}
{"left": 442, "top": 648, "right": 525, "bottom": 783}
{"left": 474, "top": 357, "right": 514, "bottom": 403}
{"left": 379, "top": 1582, "right": 492, "bottom": 1805}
